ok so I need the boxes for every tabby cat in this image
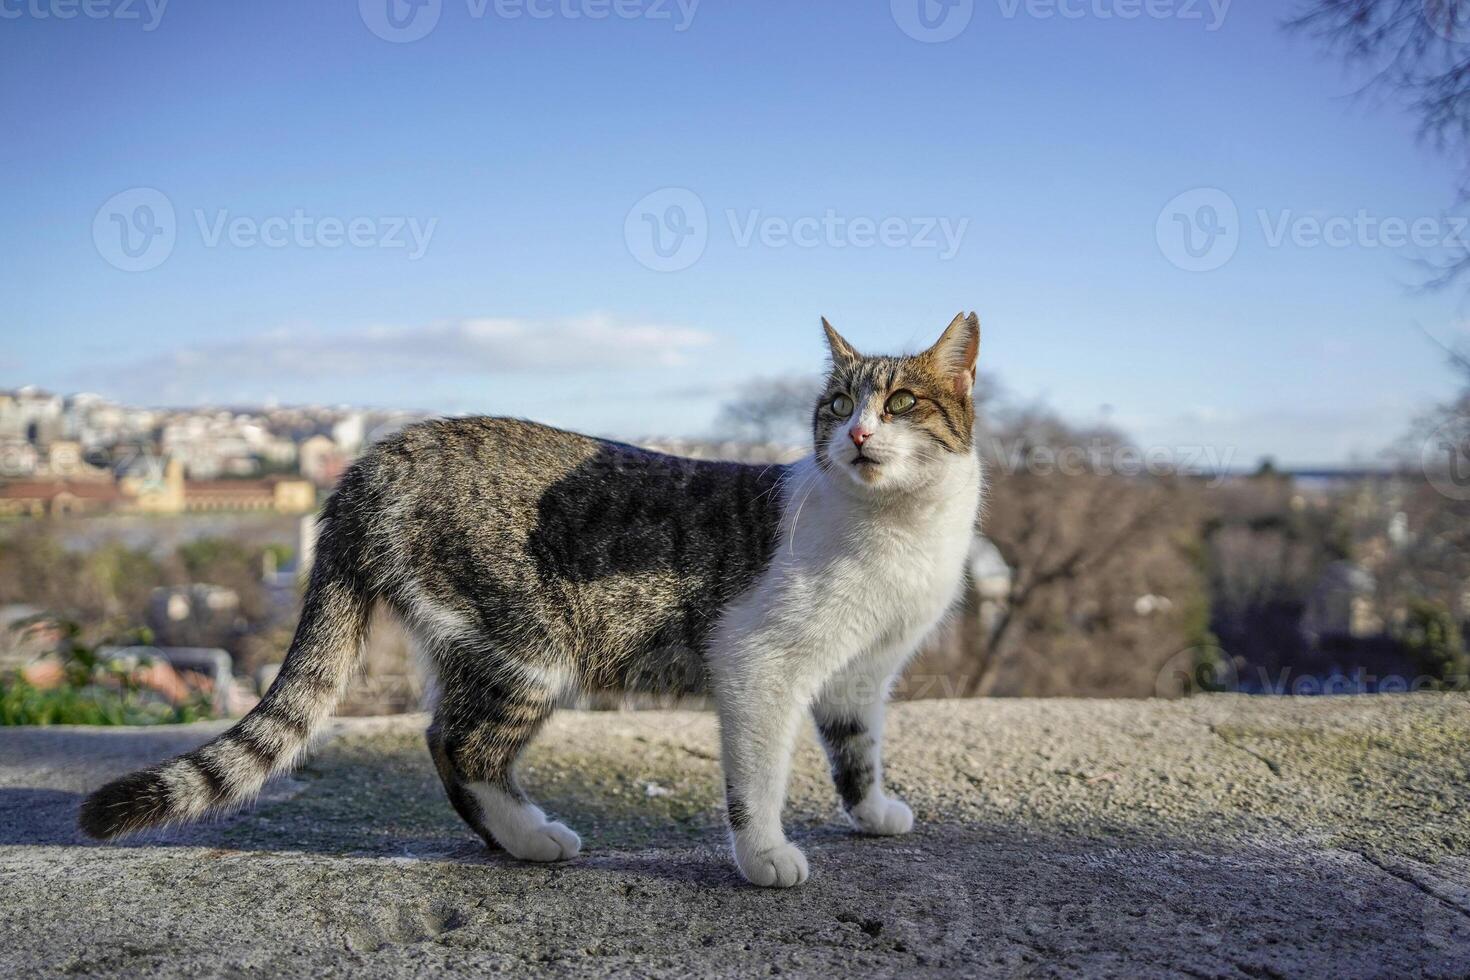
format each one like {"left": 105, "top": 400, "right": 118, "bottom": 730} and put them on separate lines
{"left": 80, "top": 313, "right": 984, "bottom": 888}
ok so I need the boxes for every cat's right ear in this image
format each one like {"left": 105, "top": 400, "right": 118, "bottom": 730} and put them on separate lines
{"left": 821, "top": 317, "right": 860, "bottom": 368}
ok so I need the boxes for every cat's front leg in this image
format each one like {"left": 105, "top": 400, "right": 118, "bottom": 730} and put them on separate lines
{"left": 715, "top": 676, "right": 810, "bottom": 888}
{"left": 812, "top": 656, "right": 913, "bottom": 836}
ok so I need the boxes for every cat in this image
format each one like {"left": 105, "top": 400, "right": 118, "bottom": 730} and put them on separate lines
{"left": 79, "top": 312, "right": 984, "bottom": 888}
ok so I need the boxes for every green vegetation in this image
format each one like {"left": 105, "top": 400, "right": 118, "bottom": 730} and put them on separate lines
{"left": 262, "top": 542, "right": 294, "bottom": 571}
{"left": 1400, "top": 600, "right": 1469, "bottom": 690}
{"left": 1, "top": 524, "right": 297, "bottom": 675}
{"left": 0, "top": 630, "right": 213, "bottom": 726}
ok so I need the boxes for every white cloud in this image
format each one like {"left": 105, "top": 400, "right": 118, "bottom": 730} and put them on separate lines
{"left": 83, "top": 314, "right": 715, "bottom": 398}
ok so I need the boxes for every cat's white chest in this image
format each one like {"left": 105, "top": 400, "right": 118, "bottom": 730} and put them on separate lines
{"left": 831, "top": 491, "right": 974, "bottom": 641}
{"left": 761, "top": 456, "right": 982, "bottom": 664}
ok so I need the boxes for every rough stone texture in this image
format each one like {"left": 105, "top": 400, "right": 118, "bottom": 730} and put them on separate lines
{"left": 2, "top": 695, "right": 1468, "bottom": 978}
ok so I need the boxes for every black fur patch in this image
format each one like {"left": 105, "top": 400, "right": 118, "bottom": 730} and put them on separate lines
{"left": 725, "top": 779, "right": 751, "bottom": 831}
{"left": 229, "top": 730, "right": 277, "bottom": 772}
{"left": 426, "top": 726, "right": 502, "bottom": 851}
{"left": 817, "top": 715, "right": 866, "bottom": 746}
{"left": 78, "top": 770, "right": 171, "bottom": 840}
{"left": 816, "top": 715, "right": 875, "bottom": 811}
{"left": 376, "top": 422, "right": 785, "bottom": 701}
{"left": 189, "top": 754, "right": 232, "bottom": 805}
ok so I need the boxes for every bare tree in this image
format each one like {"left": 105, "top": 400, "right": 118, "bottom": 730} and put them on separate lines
{"left": 1291, "top": 0, "right": 1470, "bottom": 288}
{"left": 969, "top": 421, "right": 1202, "bottom": 696}
{"left": 1385, "top": 341, "right": 1470, "bottom": 615}
{"left": 904, "top": 407, "right": 1208, "bottom": 698}
{"left": 712, "top": 376, "right": 819, "bottom": 446}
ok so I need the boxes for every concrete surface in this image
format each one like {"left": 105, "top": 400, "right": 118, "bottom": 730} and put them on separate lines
{"left": 1, "top": 695, "right": 1468, "bottom": 978}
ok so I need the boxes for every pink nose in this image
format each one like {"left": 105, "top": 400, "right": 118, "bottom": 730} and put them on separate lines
{"left": 850, "top": 426, "right": 874, "bottom": 447}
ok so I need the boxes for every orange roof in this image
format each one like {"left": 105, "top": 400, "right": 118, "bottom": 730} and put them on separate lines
{"left": 0, "top": 480, "right": 123, "bottom": 501}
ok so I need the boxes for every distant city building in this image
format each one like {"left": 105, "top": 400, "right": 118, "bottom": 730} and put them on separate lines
{"left": 259, "top": 437, "right": 298, "bottom": 468}
{"left": 121, "top": 458, "right": 187, "bottom": 513}
{"left": 0, "top": 438, "right": 38, "bottom": 477}
{"left": 298, "top": 434, "right": 350, "bottom": 488}
{"left": 161, "top": 412, "right": 261, "bottom": 479}
{"left": 332, "top": 413, "right": 366, "bottom": 455}
{"left": 0, "top": 479, "right": 124, "bottom": 517}
{"left": 183, "top": 476, "right": 316, "bottom": 513}
{"left": 39, "top": 440, "right": 112, "bottom": 482}
{"left": 0, "top": 457, "right": 315, "bottom": 516}
{"left": 0, "top": 386, "right": 421, "bottom": 517}
{"left": 0, "top": 387, "right": 64, "bottom": 444}
{"left": 2, "top": 388, "right": 429, "bottom": 494}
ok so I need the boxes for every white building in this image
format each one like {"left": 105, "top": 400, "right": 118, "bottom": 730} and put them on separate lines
{"left": 0, "top": 387, "right": 64, "bottom": 443}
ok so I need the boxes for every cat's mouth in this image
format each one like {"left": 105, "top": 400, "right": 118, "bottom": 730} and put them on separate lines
{"left": 848, "top": 450, "right": 885, "bottom": 481}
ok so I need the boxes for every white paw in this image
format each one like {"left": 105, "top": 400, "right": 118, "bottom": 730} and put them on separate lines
{"left": 736, "top": 841, "right": 810, "bottom": 888}
{"left": 504, "top": 820, "right": 581, "bottom": 862}
{"left": 848, "top": 796, "right": 913, "bottom": 836}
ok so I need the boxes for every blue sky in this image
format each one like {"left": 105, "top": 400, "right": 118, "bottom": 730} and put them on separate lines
{"left": 2, "top": 0, "right": 1467, "bottom": 466}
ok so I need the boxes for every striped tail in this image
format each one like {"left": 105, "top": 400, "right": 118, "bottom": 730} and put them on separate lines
{"left": 78, "top": 534, "right": 372, "bottom": 840}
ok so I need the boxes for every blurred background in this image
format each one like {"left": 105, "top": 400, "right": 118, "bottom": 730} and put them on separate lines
{"left": 2, "top": 0, "right": 1468, "bottom": 723}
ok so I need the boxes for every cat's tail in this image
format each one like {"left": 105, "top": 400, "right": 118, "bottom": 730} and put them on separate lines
{"left": 78, "top": 510, "right": 375, "bottom": 840}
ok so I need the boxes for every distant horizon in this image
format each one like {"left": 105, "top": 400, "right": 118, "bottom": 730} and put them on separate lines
{"left": 3, "top": 376, "right": 1436, "bottom": 474}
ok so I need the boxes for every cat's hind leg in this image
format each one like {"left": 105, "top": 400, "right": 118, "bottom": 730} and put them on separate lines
{"left": 426, "top": 664, "right": 580, "bottom": 862}
{"left": 425, "top": 722, "right": 499, "bottom": 851}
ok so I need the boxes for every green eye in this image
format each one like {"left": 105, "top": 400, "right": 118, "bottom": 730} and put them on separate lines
{"left": 829, "top": 394, "right": 854, "bottom": 418}
{"left": 885, "top": 390, "right": 917, "bottom": 415}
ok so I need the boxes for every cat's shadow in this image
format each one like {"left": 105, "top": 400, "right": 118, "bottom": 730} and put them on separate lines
{"left": 0, "top": 785, "right": 755, "bottom": 889}
{"left": 1, "top": 728, "right": 889, "bottom": 888}
{"left": 0, "top": 787, "right": 92, "bottom": 846}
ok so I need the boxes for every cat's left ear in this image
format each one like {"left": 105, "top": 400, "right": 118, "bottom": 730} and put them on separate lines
{"left": 821, "top": 317, "right": 861, "bottom": 368}
{"left": 924, "top": 312, "right": 980, "bottom": 398}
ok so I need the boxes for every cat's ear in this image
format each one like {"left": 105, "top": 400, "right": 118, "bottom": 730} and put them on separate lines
{"left": 924, "top": 312, "right": 980, "bottom": 398}
{"left": 821, "top": 317, "right": 860, "bottom": 368}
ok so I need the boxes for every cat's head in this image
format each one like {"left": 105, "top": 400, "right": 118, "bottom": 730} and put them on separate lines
{"left": 813, "top": 313, "right": 980, "bottom": 492}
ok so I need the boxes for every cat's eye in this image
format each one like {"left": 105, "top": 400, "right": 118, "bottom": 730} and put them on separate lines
{"left": 885, "top": 390, "right": 917, "bottom": 416}
{"left": 829, "top": 393, "right": 854, "bottom": 418}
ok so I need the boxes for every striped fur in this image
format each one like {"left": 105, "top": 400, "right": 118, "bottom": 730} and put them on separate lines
{"left": 78, "top": 314, "right": 984, "bottom": 889}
